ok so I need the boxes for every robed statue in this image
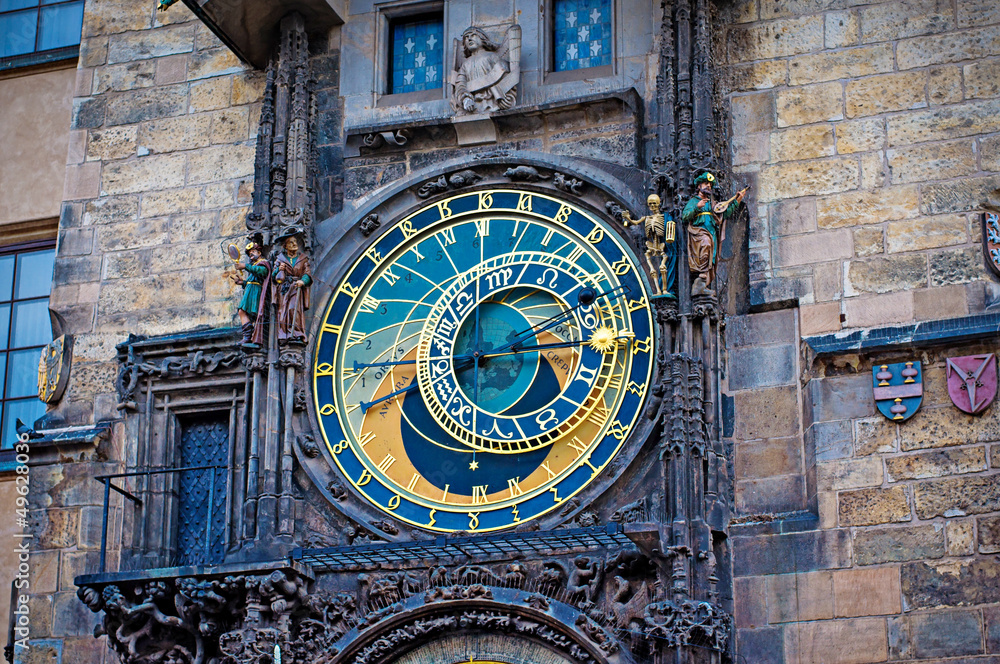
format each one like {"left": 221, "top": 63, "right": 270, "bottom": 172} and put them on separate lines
{"left": 450, "top": 24, "right": 521, "bottom": 115}
{"left": 272, "top": 233, "right": 312, "bottom": 343}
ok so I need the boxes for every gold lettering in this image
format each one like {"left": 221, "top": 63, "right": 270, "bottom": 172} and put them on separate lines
{"left": 472, "top": 485, "right": 489, "bottom": 505}
{"left": 478, "top": 192, "right": 494, "bottom": 210}
{"left": 507, "top": 477, "right": 524, "bottom": 498}
{"left": 407, "top": 473, "right": 420, "bottom": 491}
{"left": 358, "top": 469, "right": 372, "bottom": 486}
{"left": 376, "top": 454, "right": 396, "bottom": 473}
{"left": 388, "top": 494, "right": 401, "bottom": 510}
{"left": 437, "top": 201, "right": 453, "bottom": 219}
{"left": 516, "top": 193, "right": 533, "bottom": 212}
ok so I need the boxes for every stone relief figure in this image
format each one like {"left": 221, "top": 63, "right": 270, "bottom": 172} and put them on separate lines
{"left": 621, "top": 194, "right": 676, "bottom": 298}
{"left": 450, "top": 24, "right": 521, "bottom": 114}
{"left": 229, "top": 241, "right": 271, "bottom": 347}
{"left": 681, "top": 172, "right": 747, "bottom": 297}
{"left": 272, "top": 232, "right": 312, "bottom": 343}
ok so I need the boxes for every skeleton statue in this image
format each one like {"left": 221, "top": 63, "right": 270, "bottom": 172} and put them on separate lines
{"left": 450, "top": 25, "right": 521, "bottom": 114}
{"left": 621, "top": 194, "right": 676, "bottom": 297}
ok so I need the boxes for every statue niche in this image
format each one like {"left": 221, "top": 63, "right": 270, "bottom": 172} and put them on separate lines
{"left": 450, "top": 24, "right": 521, "bottom": 115}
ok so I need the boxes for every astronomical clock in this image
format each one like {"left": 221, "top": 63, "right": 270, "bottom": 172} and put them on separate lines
{"left": 313, "top": 189, "right": 655, "bottom": 532}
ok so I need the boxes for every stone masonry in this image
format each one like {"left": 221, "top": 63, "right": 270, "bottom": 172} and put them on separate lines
{"left": 719, "top": 0, "right": 1000, "bottom": 334}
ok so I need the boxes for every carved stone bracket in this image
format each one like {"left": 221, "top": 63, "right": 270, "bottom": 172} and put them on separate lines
{"left": 642, "top": 599, "right": 731, "bottom": 652}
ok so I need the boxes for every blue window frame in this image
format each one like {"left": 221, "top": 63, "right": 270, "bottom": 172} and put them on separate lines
{"left": 389, "top": 15, "right": 444, "bottom": 95}
{"left": 553, "top": 0, "right": 611, "bottom": 72}
{"left": 0, "top": 0, "right": 82, "bottom": 69}
{"left": 0, "top": 243, "right": 54, "bottom": 449}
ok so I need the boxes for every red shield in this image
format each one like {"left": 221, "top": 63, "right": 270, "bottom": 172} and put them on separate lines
{"left": 946, "top": 354, "right": 997, "bottom": 415}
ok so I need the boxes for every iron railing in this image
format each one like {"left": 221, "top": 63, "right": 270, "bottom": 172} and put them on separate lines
{"left": 94, "top": 465, "right": 227, "bottom": 573}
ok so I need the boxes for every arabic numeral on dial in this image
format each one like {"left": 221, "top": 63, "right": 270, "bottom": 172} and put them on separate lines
{"left": 536, "top": 408, "right": 558, "bottom": 431}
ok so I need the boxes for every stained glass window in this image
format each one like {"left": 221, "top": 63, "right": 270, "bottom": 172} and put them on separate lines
{"left": 389, "top": 15, "right": 444, "bottom": 95}
{"left": 0, "top": 245, "right": 54, "bottom": 448}
{"left": 0, "top": 0, "right": 83, "bottom": 63}
{"left": 553, "top": 0, "right": 612, "bottom": 72}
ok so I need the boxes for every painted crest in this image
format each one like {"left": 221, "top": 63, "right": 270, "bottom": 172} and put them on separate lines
{"left": 946, "top": 354, "right": 997, "bottom": 415}
{"left": 37, "top": 334, "right": 73, "bottom": 404}
{"left": 983, "top": 212, "right": 1000, "bottom": 278}
{"left": 872, "top": 361, "right": 922, "bottom": 421}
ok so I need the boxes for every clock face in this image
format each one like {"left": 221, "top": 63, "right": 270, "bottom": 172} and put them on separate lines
{"left": 313, "top": 189, "right": 654, "bottom": 532}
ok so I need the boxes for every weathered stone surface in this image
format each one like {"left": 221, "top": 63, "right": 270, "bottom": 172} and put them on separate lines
{"left": 105, "top": 84, "right": 188, "bottom": 126}
{"left": 978, "top": 515, "right": 1000, "bottom": 553}
{"left": 965, "top": 59, "right": 1000, "bottom": 100}
{"left": 833, "top": 567, "right": 901, "bottom": 617}
{"left": 774, "top": 229, "right": 853, "bottom": 267}
{"left": 886, "top": 447, "right": 987, "bottom": 481}
{"left": 770, "top": 124, "right": 835, "bottom": 162}
{"left": 737, "top": 436, "right": 803, "bottom": 479}
{"left": 30, "top": 508, "right": 79, "bottom": 549}
{"left": 771, "top": 198, "right": 817, "bottom": 236}
{"left": 735, "top": 576, "right": 768, "bottom": 629}
{"left": 888, "top": 141, "right": 977, "bottom": 185}
{"left": 96, "top": 219, "right": 170, "bottom": 252}
{"left": 784, "top": 618, "right": 887, "bottom": 664}
{"left": 727, "top": 15, "right": 824, "bottom": 63}
{"left": 854, "top": 416, "right": 896, "bottom": 455}
{"left": 903, "top": 558, "right": 1000, "bottom": 609}
{"left": 140, "top": 187, "right": 202, "bottom": 218}
{"left": 835, "top": 118, "right": 884, "bottom": 154}
{"left": 81, "top": 0, "right": 149, "bottom": 37}
{"left": 728, "top": 309, "right": 798, "bottom": 347}
{"left": 854, "top": 524, "right": 945, "bottom": 565}
{"left": 725, "top": 61, "right": 789, "bottom": 92}
{"left": 186, "top": 144, "right": 254, "bottom": 184}
{"left": 840, "top": 486, "right": 911, "bottom": 526}
{"left": 789, "top": 44, "right": 894, "bottom": 86}
{"left": 800, "top": 301, "right": 841, "bottom": 336}
{"left": 859, "top": 0, "right": 955, "bottom": 43}
{"left": 188, "top": 48, "right": 244, "bottom": 80}
{"left": 731, "top": 91, "right": 776, "bottom": 134}
{"left": 913, "top": 474, "right": 1000, "bottom": 519}
{"left": 53, "top": 256, "right": 101, "bottom": 286}
{"left": 231, "top": 71, "right": 266, "bottom": 104}
{"left": 733, "top": 529, "right": 852, "bottom": 577}
{"left": 904, "top": 609, "right": 985, "bottom": 658}
{"left": 888, "top": 99, "right": 1000, "bottom": 146}
{"left": 897, "top": 25, "right": 1000, "bottom": 70}
{"left": 760, "top": 158, "right": 859, "bottom": 202}
{"left": 138, "top": 114, "right": 212, "bottom": 154}
{"left": 846, "top": 254, "right": 926, "bottom": 294}
{"left": 853, "top": 226, "right": 884, "bottom": 257}
{"left": 52, "top": 591, "right": 99, "bottom": 637}
{"left": 733, "top": 385, "right": 801, "bottom": 440}
{"left": 886, "top": 214, "right": 969, "bottom": 253}
{"left": 736, "top": 475, "right": 807, "bottom": 514}
{"left": 189, "top": 76, "right": 232, "bottom": 112}
{"left": 210, "top": 107, "right": 249, "bottom": 143}
{"left": 987, "top": 605, "right": 1000, "bottom": 653}
{"left": 93, "top": 61, "right": 156, "bottom": 94}
{"left": 847, "top": 72, "right": 926, "bottom": 119}
{"left": 928, "top": 65, "right": 964, "bottom": 105}
{"left": 738, "top": 627, "right": 784, "bottom": 664}
{"left": 776, "top": 82, "right": 844, "bottom": 127}
{"left": 84, "top": 195, "right": 138, "bottom": 226}
{"left": 808, "top": 373, "right": 874, "bottom": 422}
{"left": 107, "top": 25, "right": 195, "bottom": 64}
{"left": 946, "top": 519, "right": 975, "bottom": 556}
{"left": 900, "top": 404, "right": 1000, "bottom": 451}
{"left": 817, "top": 457, "right": 883, "bottom": 492}
{"left": 929, "top": 246, "right": 986, "bottom": 286}
{"left": 767, "top": 571, "right": 834, "bottom": 623}
{"left": 816, "top": 186, "right": 919, "bottom": 229}
{"left": 101, "top": 154, "right": 185, "bottom": 195}
{"left": 85, "top": 126, "right": 136, "bottom": 161}
{"left": 825, "top": 10, "right": 859, "bottom": 48}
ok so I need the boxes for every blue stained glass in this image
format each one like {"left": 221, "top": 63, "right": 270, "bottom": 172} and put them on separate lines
{"left": 553, "top": 0, "right": 611, "bottom": 72}
{"left": 390, "top": 16, "right": 443, "bottom": 94}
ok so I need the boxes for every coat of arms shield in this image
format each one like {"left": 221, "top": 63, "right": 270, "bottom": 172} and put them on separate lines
{"left": 872, "top": 361, "right": 923, "bottom": 421}
{"left": 946, "top": 354, "right": 997, "bottom": 415}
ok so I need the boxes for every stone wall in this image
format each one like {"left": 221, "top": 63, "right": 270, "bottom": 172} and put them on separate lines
{"left": 720, "top": 0, "right": 1000, "bottom": 333}
{"left": 49, "top": 0, "right": 262, "bottom": 428}
{"left": 729, "top": 308, "right": 1000, "bottom": 664}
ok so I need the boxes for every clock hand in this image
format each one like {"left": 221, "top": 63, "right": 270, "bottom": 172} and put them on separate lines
{"left": 359, "top": 356, "right": 477, "bottom": 410}
{"left": 478, "top": 334, "right": 632, "bottom": 359}
{"left": 354, "top": 355, "right": 475, "bottom": 371}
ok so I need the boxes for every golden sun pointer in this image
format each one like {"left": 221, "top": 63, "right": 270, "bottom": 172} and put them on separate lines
{"left": 589, "top": 326, "right": 618, "bottom": 354}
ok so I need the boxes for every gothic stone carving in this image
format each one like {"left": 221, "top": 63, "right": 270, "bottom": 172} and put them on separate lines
{"left": 450, "top": 25, "right": 521, "bottom": 114}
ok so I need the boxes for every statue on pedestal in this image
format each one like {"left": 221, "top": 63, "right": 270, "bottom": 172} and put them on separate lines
{"left": 681, "top": 172, "right": 746, "bottom": 297}
{"left": 227, "top": 241, "right": 271, "bottom": 347}
{"left": 272, "top": 232, "right": 312, "bottom": 343}
{"left": 621, "top": 194, "right": 676, "bottom": 298}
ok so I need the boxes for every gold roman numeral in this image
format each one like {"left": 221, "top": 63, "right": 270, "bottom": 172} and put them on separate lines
{"left": 472, "top": 485, "right": 489, "bottom": 505}
{"left": 507, "top": 477, "right": 524, "bottom": 498}
{"left": 376, "top": 454, "right": 396, "bottom": 473}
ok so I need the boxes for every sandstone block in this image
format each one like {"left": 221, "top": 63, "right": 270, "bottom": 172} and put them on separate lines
{"left": 887, "top": 141, "right": 977, "bottom": 185}
{"left": 839, "top": 486, "right": 911, "bottom": 526}
{"left": 85, "top": 126, "right": 137, "bottom": 161}
{"left": 155, "top": 53, "right": 188, "bottom": 85}
{"left": 739, "top": 627, "right": 784, "bottom": 664}
{"left": 31, "top": 508, "right": 79, "bottom": 550}
{"left": 844, "top": 292, "right": 914, "bottom": 328}
{"left": 859, "top": 152, "right": 885, "bottom": 189}
{"left": 946, "top": 519, "right": 975, "bottom": 556}
{"left": 928, "top": 66, "right": 963, "bottom": 105}
{"left": 807, "top": 373, "right": 874, "bottom": 421}
{"left": 992, "top": 443, "right": 1000, "bottom": 469}
{"left": 57, "top": 228, "right": 94, "bottom": 257}
{"left": 101, "top": 154, "right": 185, "bottom": 195}
{"left": 188, "top": 48, "right": 244, "bottom": 80}
{"left": 776, "top": 82, "right": 844, "bottom": 127}
{"left": 789, "top": 44, "right": 893, "bottom": 86}
{"left": 52, "top": 591, "right": 99, "bottom": 637}
{"left": 964, "top": 57, "right": 1000, "bottom": 100}
{"left": 983, "top": 136, "right": 1000, "bottom": 172}
{"left": 729, "top": 344, "right": 797, "bottom": 390}
{"left": 93, "top": 61, "right": 155, "bottom": 94}
{"left": 886, "top": 215, "right": 968, "bottom": 253}
{"left": 929, "top": 246, "right": 983, "bottom": 286}
{"left": 105, "top": 84, "right": 188, "bottom": 126}
{"left": 107, "top": 24, "right": 195, "bottom": 64}
{"left": 98, "top": 273, "right": 203, "bottom": 315}
{"left": 731, "top": 91, "right": 775, "bottom": 134}
{"left": 102, "top": 251, "right": 148, "bottom": 280}
{"left": 833, "top": 567, "right": 902, "bottom": 617}
{"left": 140, "top": 187, "right": 201, "bottom": 218}
{"left": 53, "top": 255, "right": 101, "bottom": 287}
{"left": 888, "top": 99, "right": 1000, "bottom": 146}
{"left": 854, "top": 416, "right": 896, "bottom": 455}
{"left": 817, "top": 457, "right": 882, "bottom": 492}
{"left": 854, "top": 524, "right": 944, "bottom": 565}
{"left": 770, "top": 198, "right": 816, "bottom": 236}
{"left": 63, "top": 162, "right": 101, "bottom": 201}
{"left": 185, "top": 144, "right": 255, "bottom": 184}
{"left": 897, "top": 25, "right": 1000, "bottom": 70}
{"left": 902, "top": 558, "right": 1000, "bottom": 608}
{"left": 220, "top": 206, "right": 250, "bottom": 236}
{"left": 978, "top": 514, "right": 1000, "bottom": 553}
{"left": 231, "top": 71, "right": 266, "bottom": 104}
{"left": 846, "top": 254, "right": 926, "bottom": 294}
{"left": 859, "top": 0, "right": 955, "bottom": 43}
{"left": 168, "top": 212, "right": 218, "bottom": 243}
{"left": 84, "top": 195, "right": 138, "bottom": 226}
{"left": 138, "top": 114, "right": 212, "bottom": 154}
{"left": 800, "top": 301, "right": 840, "bottom": 335}
{"left": 819, "top": 491, "right": 838, "bottom": 529}
{"left": 211, "top": 107, "right": 249, "bottom": 143}
{"left": 148, "top": 240, "right": 217, "bottom": 273}
{"left": 203, "top": 182, "right": 234, "bottom": 208}
{"left": 96, "top": 218, "right": 170, "bottom": 252}
{"left": 835, "top": 118, "right": 884, "bottom": 155}
{"left": 79, "top": 36, "right": 107, "bottom": 67}
{"left": 810, "top": 420, "right": 853, "bottom": 462}
{"left": 908, "top": 609, "right": 984, "bottom": 658}
{"left": 728, "top": 309, "right": 798, "bottom": 347}
{"left": 726, "top": 15, "right": 824, "bottom": 63}
{"left": 760, "top": 158, "right": 858, "bottom": 202}
{"left": 769, "top": 124, "right": 834, "bottom": 162}
{"left": 887, "top": 447, "right": 986, "bottom": 482}
{"left": 913, "top": 474, "right": 1000, "bottom": 519}
{"left": 81, "top": 0, "right": 149, "bottom": 38}
{"left": 846, "top": 72, "right": 926, "bottom": 118}
{"left": 737, "top": 436, "right": 802, "bottom": 479}
{"left": 853, "top": 226, "right": 884, "bottom": 257}
{"left": 783, "top": 618, "right": 887, "bottom": 664}
{"left": 773, "top": 229, "right": 852, "bottom": 267}
{"left": 767, "top": 571, "right": 834, "bottom": 623}
{"left": 29, "top": 549, "right": 59, "bottom": 594}
{"left": 913, "top": 284, "right": 970, "bottom": 321}
{"left": 733, "top": 132, "right": 769, "bottom": 166}
{"left": 735, "top": 576, "right": 767, "bottom": 629}
{"left": 725, "top": 61, "right": 788, "bottom": 92}
{"left": 816, "top": 186, "right": 919, "bottom": 229}
{"left": 733, "top": 529, "right": 852, "bottom": 577}
{"left": 825, "top": 10, "right": 859, "bottom": 49}
{"left": 189, "top": 76, "right": 232, "bottom": 113}
{"left": 900, "top": 404, "right": 1000, "bottom": 450}
{"left": 733, "top": 386, "right": 801, "bottom": 440}
{"left": 736, "top": 475, "right": 807, "bottom": 514}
